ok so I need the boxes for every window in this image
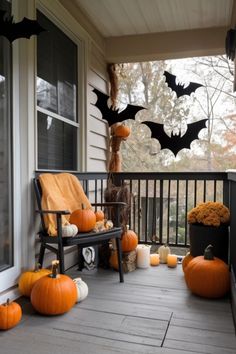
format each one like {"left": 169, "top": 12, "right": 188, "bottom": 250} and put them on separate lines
{"left": 37, "top": 10, "right": 78, "bottom": 170}
{"left": 0, "top": 0, "right": 13, "bottom": 271}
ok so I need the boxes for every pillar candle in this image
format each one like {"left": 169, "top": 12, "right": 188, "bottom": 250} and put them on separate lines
{"left": 167, "top": 254, "right": 177, "bottom": 268}
{"left": 150, "top": 253, "right": 160, "bottom": 266}
{"left": 136, "top": 245, "right": 150, "bottom": 268}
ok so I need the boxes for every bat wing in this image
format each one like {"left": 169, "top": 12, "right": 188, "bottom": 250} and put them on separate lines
{"left": 178, "top": 119, "right": 208, "bottom": 153}
{"left": 142, "top": 121, "right": 173, "bottom": 150}
{"left": 0, "top": 14, "right": 45, "bottom": 42}
{"left": 93, "top": 88, "right": 145, "bottom": 126}
{"left": 142, "top": 119, "right": 208, "bottom": 156}
{"left": 164, "top": 71, "right": 203, "bottom": 98}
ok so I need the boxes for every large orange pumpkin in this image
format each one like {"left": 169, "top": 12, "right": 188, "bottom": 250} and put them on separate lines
{"left": 18, "top": 263, "right": 51, "bottom": 297}
{"left": 0, "top": 299, "right": 22, "bottom": 330}
{"left": 30, "top": 261, "right": 77, "bottom": 315}
{"left": 182, "top": 252, "right": 194, "bottom": 273}
{"left": 70, "top": 204, "right": 96, "bottom": 232}
{"left": 121, "top": 227, "right": 138, "bottom": 252}
{"left": 184, "top": 245, "right": 230, "bottom": 298}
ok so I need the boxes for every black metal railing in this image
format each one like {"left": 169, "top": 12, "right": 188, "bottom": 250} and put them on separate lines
{"left": 62, "top": 171, "right": 228, "bottom": 249}
{"left": 112, "top": 172, "right": 229, "bottom": 248}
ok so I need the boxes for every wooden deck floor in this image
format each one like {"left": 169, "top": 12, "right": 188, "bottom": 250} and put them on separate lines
{"left": 1, "top": 264, "right": 236, "bottom": 354}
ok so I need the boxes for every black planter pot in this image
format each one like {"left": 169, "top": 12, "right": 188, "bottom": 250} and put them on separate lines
{"left": 189, "top": 223, "right": 229, "bottom": 263}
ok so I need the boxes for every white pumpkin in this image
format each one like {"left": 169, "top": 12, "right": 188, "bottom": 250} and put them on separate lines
{"left": 73, "top": 277, "right": 88, "bottom": 303}
{"left": 62, "top": 224, "right": 78, "bottom": 237}
{"left": 158, "top": 244, "right": 170, "bottom": 263}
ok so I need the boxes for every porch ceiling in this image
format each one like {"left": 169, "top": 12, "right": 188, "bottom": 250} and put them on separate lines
{"left": 72, "top": 0, "right": 236, "bottom": 62}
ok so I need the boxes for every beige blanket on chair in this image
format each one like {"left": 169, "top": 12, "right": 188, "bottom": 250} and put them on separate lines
{"left": 39, "top": 173, "right": 92, "bottom": 236}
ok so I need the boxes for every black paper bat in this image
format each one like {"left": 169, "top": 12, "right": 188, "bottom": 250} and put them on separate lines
{"left": 93, "top": 88, "right": 146, "bottom": 126}
{"left": 0, "top": 10, "right": 45, "bottom": 42}
{"left": 225, "top": 28, "right": 236, "bottom": 61}
{"left": 142, "top": 119, "right": 208, "bottom": 156}
{"left": 164, "top": 71, "right": 203, "bottom": 98}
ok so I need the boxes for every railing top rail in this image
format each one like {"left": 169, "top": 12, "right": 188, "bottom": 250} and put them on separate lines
{"left": 111, "top": 171, "right": 228, "bottom": 181}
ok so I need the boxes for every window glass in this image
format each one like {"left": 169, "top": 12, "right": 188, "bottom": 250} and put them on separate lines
{"left": 37, "top": 112, "right": 77, "bottom": 170}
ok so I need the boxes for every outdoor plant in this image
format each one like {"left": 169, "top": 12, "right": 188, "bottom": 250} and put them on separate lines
{"left": 187, "top": 201, "right": 230, "bottom": 227}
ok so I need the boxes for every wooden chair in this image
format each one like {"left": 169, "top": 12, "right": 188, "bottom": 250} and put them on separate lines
{"left": 33, "top": 173, "right": 125, "bottom": 282}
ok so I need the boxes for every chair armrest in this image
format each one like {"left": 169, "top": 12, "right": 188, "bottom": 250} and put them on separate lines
{"left": 36, "top": 209, "right": 71, "bottom": 215}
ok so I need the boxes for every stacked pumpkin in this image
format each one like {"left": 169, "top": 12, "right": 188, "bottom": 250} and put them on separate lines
{"left": 109, "top": 225, "right": 138, "bottom": 272}
{"left": 182, "top": 245, "right": 230, "bottom": 299}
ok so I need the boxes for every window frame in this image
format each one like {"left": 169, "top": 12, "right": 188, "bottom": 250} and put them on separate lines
{"left": 35, "top": 2, "right": 87, "bottom": 172}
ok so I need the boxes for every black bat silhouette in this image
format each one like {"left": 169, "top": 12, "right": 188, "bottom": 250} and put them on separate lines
{"left": 93, "top": 88, "right": 146, "bottom": 126}
{"left": 164, "top": 71, "right": 203, "bottom": 98}
{"left": 142, "top": 119, "right": 208, "bottom": 156}
{"left": 0, "top": 10, "right": 45, "bottom": 42}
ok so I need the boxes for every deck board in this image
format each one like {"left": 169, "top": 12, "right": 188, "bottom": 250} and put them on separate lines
{"left": 0, "top": 264, "right": 235, "bottom": 354}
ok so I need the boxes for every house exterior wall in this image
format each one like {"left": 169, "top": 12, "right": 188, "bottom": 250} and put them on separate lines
{"left": 0, "top": 0, "right": 109, "bottom": 302}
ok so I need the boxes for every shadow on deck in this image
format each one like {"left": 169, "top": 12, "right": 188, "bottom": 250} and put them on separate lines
{"left": 0, "top": 265, "right": 236, "bottom": 354}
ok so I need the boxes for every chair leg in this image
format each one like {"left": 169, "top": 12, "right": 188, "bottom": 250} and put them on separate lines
{"left": 57, "top": 243, "right": 65, "bottom": 274}
{"left": 77, "top": 246, "right": 84, "bottom": 271}
{"left": 116, "top": 237, "right": 124, "bottom": 283}
{"left": 38, "top": 243, "right": 46, "bottom": 268}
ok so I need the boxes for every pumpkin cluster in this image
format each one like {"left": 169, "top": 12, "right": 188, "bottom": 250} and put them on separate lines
{"left": 182, "top": 245, "right": 230, "bottom": 299}
{"left": 1, "top": 260, "right": 89, "bottom": 330}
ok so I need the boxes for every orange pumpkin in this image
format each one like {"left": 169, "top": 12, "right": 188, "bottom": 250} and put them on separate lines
{"left": 30, "top": 261, "right": 77, "bottom": 315}
{"left": 114, "top": 124, "right": 131, "bottom": 138}
{"left": 0, "top": 299, "right": 22, "bottom": 330}
{"left": 109, "top": 249, "right": 119, "bottom": 270}
{"left": 18, "top": 263, "right": 51, "bottom": 297}
{"left": 184, "top": 245, "right": 230, "bottom": 298}
{"left": 95, "top": 210, "right": 105, "bottom": 222}
{"left": 121, "top": 227, "right": 138, "bottom": 252}
{"left": 70, "top": 204, "right": 96, "bottom": 232}
{"left": 182, "top": 252, "right": 194, "bottom": 273}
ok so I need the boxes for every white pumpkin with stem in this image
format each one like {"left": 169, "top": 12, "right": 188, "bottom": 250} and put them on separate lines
{"left": 158, "top": 244, "right": 170, "bottom": 263}
{"left": 73, "top": 277, "right": 88, "bottom": 303}
{"left": 62, "top": 224, "right": 78, "bottom": 237}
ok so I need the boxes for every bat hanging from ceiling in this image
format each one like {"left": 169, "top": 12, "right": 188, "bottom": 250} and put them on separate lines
{"left": 163, "top": 71, "right": 203, "bottom": 98}
{"left": 142, "top": 119, "right": 208, "bottom": 156}
{"left": 0, "top": 10, "right": 45, "bottom": 43}
{"left": 92, "top": 88, "right": 146, "bottom": 126}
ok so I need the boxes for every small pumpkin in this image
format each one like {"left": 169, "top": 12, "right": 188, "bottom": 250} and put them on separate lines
{"left": 121, "top": 226, "right": 138, "bottom": 252}
{"left": 70, "top": 204, "right": 96, "bottom": 232}
{"left": 109, "top": 249, "right": 119, "bottom": 270}
{"left": 62, "top": 224, "right": 78, "bottom": 237}
{"left": 73, "top": 277, "right": 89, "bottom": 303}
{"left": 150, "top": 253, "right": 160, "bottom": 266}
{"left": 114, "top": 124, "right": 131, "bottom": 138}
{"left": 18, "top": 263, "right": 51, "bottom": 297}
{"left": 0, "top": 299, "right": 22, "bottom": 330}
{"left": 30, "top": 260, "right": 77, "bottom": 315}
{"left": 95, "top": 210, "right": 105, "bottom": 222}
{"left": 158, "top": 244, "right": 170, "bottom": 263}
{"left": 182, "top": 252, "right": 194, "bottom": 272}
{"left": 184, "top": 245, "right": 230, "bottom": 298}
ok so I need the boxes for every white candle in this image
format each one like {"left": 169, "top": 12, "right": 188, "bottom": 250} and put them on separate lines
{"left": 136, "top": 245, "right": 150, "bottom": 268}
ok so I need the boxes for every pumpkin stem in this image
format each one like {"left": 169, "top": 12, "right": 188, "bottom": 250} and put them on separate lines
{"left": 5, "top": 298, "right": 10, "bottom": 306}
{"left": 204, "top": 244, "right": 214, "bottom": 260}
{"left": 51, "top": 260, "right": 59, "bottom": 278}
{"left": 81, "top": 203, "right": 85, "bottom": 210}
